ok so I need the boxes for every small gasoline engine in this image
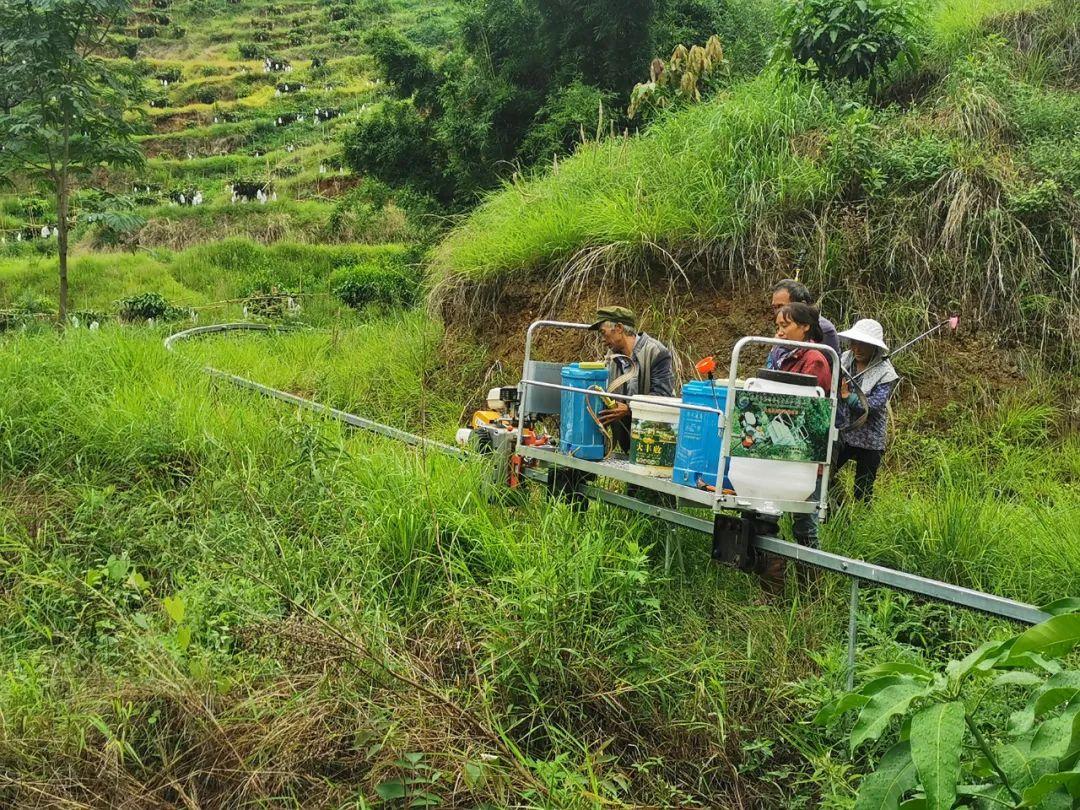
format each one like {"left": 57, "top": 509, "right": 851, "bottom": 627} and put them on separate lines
{"left": 457, "top": 386, "right": 550, "bottom": 455}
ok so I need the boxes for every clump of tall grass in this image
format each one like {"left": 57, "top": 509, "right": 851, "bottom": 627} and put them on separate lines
{"left": 0, "top": 326, "right": 839, "bottom": 806}
{"left": 827, "top": 395, "right": 1080, "bottom": 604}
{"left": 927, "top": 0, "right": 1051, "bottom": 60}
{"left": 176, "top": 311, "right": 484, "bottom": 438}
{"left": 430, "top": 72, "right": 846, "bottom": 318}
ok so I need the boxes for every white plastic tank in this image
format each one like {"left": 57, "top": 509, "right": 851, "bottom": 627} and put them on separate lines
{"left": 628, "top": 395, "right": 681, "bottom": 477}
{"left": 726, "top": 371, "right": 825, "bottom": 508}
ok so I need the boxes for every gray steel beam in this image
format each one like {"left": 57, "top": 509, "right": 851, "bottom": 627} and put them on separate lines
{"left": 578, "top": 485, "right": 1048, "bottom": 626}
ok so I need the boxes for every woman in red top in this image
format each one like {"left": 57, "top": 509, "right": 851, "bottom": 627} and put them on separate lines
{"left": 774, "top": 302, "right": 832, "bottom": 391}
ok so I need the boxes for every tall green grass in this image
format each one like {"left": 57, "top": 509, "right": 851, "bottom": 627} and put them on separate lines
{"left": 0, "top": 319, "right": 1074, "bottom": 805}
{"left": 432, "top": 73, "right": 842, "bottom": 285}
{"left": 0, "top": 326, "right": 840, "bottom": 805}
{"left": 828, "top": 396, "right": 1080, "bottom": 605}
{"left": 928, "top": 0, "right": 1051, "bottom": 56}
{"left": 175, "top": 311, "right": 485, "bottom": 438}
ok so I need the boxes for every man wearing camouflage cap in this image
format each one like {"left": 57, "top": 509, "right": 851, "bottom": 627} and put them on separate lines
{"left": 589, "top": 305, "right": 675, "bottom": 451}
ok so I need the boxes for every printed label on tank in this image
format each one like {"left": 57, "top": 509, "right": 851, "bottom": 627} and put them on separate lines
{"left": 630, "top": 420, "right": 677, "bottom": 467}
{"left": 730, "top": 391, "right": 831, "bottom": 463}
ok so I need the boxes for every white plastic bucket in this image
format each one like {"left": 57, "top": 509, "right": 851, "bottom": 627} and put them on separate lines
{"left": 629, "top": 395, "right": 681, "bottom": 477}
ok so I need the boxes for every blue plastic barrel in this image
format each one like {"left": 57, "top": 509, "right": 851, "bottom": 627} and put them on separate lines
{"left": 559, "top": 363, "right": 609, "bottom": 461}
{"left": 673, "top": 380, "right": 732, "bottom": 489}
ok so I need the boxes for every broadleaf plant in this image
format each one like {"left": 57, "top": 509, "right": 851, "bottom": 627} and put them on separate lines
{"left": 823, "top": 602, "right": 1080, "bottom": 809}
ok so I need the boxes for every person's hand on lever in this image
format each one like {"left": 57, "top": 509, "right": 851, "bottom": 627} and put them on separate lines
{"left": 598, "top": 401, "right": 630, "bottom": 425}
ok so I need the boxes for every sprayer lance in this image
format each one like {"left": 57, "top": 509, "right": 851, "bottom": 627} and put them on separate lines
{"left": 850, "top": 316, "right": 959, "bottom": 382}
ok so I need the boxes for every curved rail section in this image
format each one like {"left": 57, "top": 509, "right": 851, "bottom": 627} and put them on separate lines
{"left": 164, "top": 322, "right": 468, "bottom": 459}
{"left": 165, "top": 321, "right": 1049, "bottom": 687}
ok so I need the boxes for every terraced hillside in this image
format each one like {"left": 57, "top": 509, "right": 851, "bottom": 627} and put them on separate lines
{"left": 0, "top": 0, "right": 456, "bottom": 255}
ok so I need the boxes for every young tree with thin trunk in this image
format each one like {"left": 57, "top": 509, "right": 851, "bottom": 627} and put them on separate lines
{"left": 0, "top": 0, "right": 143, "bottom": 322}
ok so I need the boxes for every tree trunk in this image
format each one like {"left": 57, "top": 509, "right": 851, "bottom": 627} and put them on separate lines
{"left": 57, "top": 181, "right": 69, "bottom": 324}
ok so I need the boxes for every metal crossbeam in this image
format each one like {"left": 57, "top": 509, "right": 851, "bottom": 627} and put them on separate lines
{"left": 580, "top": 483, "right": 1048, "bottom": 625}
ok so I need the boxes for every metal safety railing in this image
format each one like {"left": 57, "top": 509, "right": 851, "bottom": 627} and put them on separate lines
{"left": 516, "top": 320, "right": 844, "bottom": 517}
{"left": 166, "top": 323, "right": 1051, "bottom": 687}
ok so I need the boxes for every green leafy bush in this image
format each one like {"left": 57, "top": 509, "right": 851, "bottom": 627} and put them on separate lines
{"left": 116, "top": 292, "right": 185, "bottom": 323}
{"left": 70, "top": 309, "right": 109, "bottom": 328}
{"left": 1009, "top": 85, "right": 1080, "bottom": 141}
{"left": 522, "top": 80, "right": 618, "bottom": 161}
{"left": 364, "top": 27, "right": 439, "bottom": 106}
{"left": 1006, "top": 178, "right": 1063, "bottom": 221}
{"left": 85, "top": 208, "right": 147, "bottom": 250}
{"left": 1026, "top": 137, "right": 1080, "bottom": 194}
{"left": 775, "top": 0, "right": 922, "bottom": 89}
{"left": 329, "top": 259, "right": 419, "bottom": 309}
{"left": 821, "top": 602, "right": 1080, "bottom": 809}
{"left": 245, "top": 287, "right": 299, "bottom": 320}
{"left": 342, "top": 100, "right": 445, "bottom": 199}
{"left": 241, "top": 270, "right": 301, "bottom": 320}
{"left": 115, "top": 36, "right": 138, "bottom": 59}
{"left": 873, "top": 133, "right": 954, "bottom": 190}
{"left": 327, "top": 179, "right": 401, "bottom": 240}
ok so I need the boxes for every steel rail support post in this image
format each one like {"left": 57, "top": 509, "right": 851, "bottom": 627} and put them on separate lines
{"left": 847, "top": 579, "right": 859, "bottom": 690}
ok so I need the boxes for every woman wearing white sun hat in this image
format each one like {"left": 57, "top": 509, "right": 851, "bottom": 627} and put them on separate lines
{"left": 836, "top": 318, "right": 899, "bottom": 502}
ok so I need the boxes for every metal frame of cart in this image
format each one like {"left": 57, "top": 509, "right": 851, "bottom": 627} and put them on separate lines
{"left": 515, "top": 319, "right": 842, "bottom": 518}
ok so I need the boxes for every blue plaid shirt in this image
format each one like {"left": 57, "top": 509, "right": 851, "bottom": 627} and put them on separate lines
{"left": 840, "top": 380, "right": 896, "bottom": 450}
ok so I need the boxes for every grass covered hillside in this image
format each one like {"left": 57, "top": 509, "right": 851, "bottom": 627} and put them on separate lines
{"left": 2, "top": 298, "right": 1077, "bottom": 807}
{"left": 433, "top": 0, "right": 1079, "bottom": 363}
{"left": 0, "top": 0, "right": 460, "bottom": 258}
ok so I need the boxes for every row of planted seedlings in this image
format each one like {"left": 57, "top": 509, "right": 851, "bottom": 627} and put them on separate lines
{"left": 1, "top": 248, "right": 421, "bottom": 332}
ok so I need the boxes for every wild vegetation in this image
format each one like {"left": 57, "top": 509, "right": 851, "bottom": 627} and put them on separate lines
{"left": 0, "top": 0, "right": 1078, "bottom": 806}
{"left": 432, "top": 0, "right": 1079, "bottom": 364}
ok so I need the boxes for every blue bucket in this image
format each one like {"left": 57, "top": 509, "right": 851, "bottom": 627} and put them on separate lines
{"left": 673, "top": 380, "right": 732, "bottom": 489}
{"left": 559, "top": 363, "right": 608, "bottom": 461}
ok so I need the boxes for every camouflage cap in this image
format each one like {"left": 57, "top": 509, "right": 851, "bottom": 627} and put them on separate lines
{"left": 589, "top": 305, "right": 637, "bottom": 330}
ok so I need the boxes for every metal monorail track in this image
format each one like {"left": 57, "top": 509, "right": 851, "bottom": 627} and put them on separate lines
{"left": 166, "top": 322, "right": 1049, "bottom": 685}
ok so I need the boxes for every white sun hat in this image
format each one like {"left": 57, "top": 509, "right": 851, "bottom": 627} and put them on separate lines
{"left": 838, "top": 318, "right": 889, "bottom": 352}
